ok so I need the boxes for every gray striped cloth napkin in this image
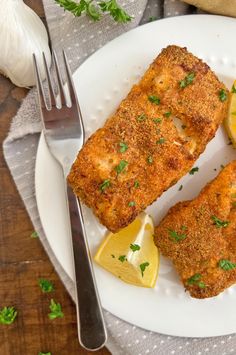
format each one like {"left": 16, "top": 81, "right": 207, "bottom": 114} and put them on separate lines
{"left": 3, "top": 0, "right": 236, "bottom": 354}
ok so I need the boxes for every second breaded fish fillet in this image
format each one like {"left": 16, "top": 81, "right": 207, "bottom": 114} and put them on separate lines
{"left": 68, "top": 45, "right": 229, "bottom": 232}
{"left": 154, "top": 161, "right": 236, "bottom": 299}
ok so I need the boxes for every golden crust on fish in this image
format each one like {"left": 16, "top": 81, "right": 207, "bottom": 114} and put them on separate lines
{"left": 154, "top": 161, "right": 236, "bottom": 299}
{"left": 68, "top": 45, "right": 229, "bottom": 232}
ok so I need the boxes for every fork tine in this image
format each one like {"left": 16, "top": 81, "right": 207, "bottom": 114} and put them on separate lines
{"left": 33, "top": 53, "right": 48, "bottom": 110}
{"left": 43, "top": 52, "right": 56, "bottom": 109}
{"left": 62, "top": 50, "right": 85, "bottom": 139}
{"left": 53, "top": 50, "right": 66, "bottom": 107}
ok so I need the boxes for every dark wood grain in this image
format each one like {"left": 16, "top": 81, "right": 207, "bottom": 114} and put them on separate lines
{"left": 0, "top": 1, "right": 110, "bottom": 354}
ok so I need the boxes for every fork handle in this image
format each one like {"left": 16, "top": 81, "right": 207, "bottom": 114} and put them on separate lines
{"left": 67, "top": 184, "right": 107, "bottom": 351}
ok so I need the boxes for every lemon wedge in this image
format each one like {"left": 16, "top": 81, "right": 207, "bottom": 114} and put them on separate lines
{"left": 94, "top": 212, "right": 159, "bottom": 288}
{"left": 224, "top": 80, "right": 236, "bottom": 148}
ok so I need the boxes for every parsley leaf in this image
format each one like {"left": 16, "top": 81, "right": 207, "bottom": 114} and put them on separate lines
{"left": 134, "top": 180, "right": 139, "bottom": 188}
{"left": 130, "top": 243, "right": 140, "bottom": 252}
{"left": 0, "top": 306, "right": 17, "bottom": 325}
{"left": 128, "top": 201, "right": 136, "bottom": 207}
{"left": 118, "top": 255, "right": 126, "bottom": 262}
{"left": 148, "top": 95, "right": 160, "bottom": 105}
{"left": 147, "top": 156, "right": 153, "bottom": 164}
{"left": 99, "top": 0, "right": 132, "bottom": 23}
{"left": 187, "top": 273, "right": 205, "bottom": 288}
{"left": 164, "top": 111, "right": 171, "bottom": 118}
{"left": 38, "top": 279, "right": 54, "bottom": 293}
{"left": 115, "top": 160, "right": 128, "bottom": 174}
{"left": 137, "top": 113, "right": 146, "bottom": 122}
{"left": 179, "top": 72, "right": 195, "bottom": 88}
{"left": 38, "top": 352, "right": 51, "bottom": 355}
{"left": 211, "top": 215, "right": 229, "bottom": 228}
{"left": 55, "top": 0, "right": 101, "bottom": 21}
{"left": 232, "top": 85, "right": 236, "bottom": 93}
{"left": 168, "top": 229, "right": 186, "bottom": 242}
{"left": 48, "top": 299, "right": 64, "bottom": 320}
{"left": 156, "top": 137, "right": 165, "bottom": 144}
{"left": 140, "top": 262, "right": 149, "bottom": 277}
{"left": 189, "top": 167, "right": 199, "bottom": 175}
{"left": 153, "top": 118, "right": 162, "bottom": 124}
{"left": 119, "top": 142, "right": 128, "bottom": 153}
{"left": 100, "top": 179, "right": 111, "bottom": 192}
{"left": 219, "top": 89, "right": 227, "bottom": 102}
{"left": 218, "top": 259, "right": 236, "bottom": 271}
{"left": 31, "top": 231, "right": 38, "bottom": 238}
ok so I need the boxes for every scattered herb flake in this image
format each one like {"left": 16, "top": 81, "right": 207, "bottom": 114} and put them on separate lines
{"left": 128, "top": 201, "right": 136, "bottom": 207}
{"left": 187, "top": 273, "right": 205, "bottom": 288}
{"left": 137, "top": 113, "right": 146, "bottom": 122}
{"left": 0, "top": 306, "right": 17, "bottom": 325}
{"left": 119, "top": 142, "right": 128, "bottom": 153}
{"left": 178, "top": 185, "right": 183, "bottom": 191}
{"left": 38, "top": 352, "right": 51, "bottom": 355}
{"left": 232, "top": 85, "right": 236, "bottom": 93}
{"left": 38, "top": 279, "right": 54, "bottom": 293}
{"left": 181, "top": 225, "right": 187, "bottom": 231}
{"left": 189, "top": 167, "right": 199, "bottom": 175}
{"left": 100, "top": 179, "right": 111, "bottom": 192}
{"left": 211, "top": 215, "right": 229, "bottom": 228}
{"left": 148, "top": 95, "right": 160, "bottom": 105}
{"left": 153, "top": 118, "right": 162, "bottom": 124}
{"left": 130, "top": 244, "right": 140, "bottom": 252}
{"left": 198, "top": 281, "right": 206, "bottom": 289}
{"left": 218, "top": 259, "right": 236, "bottom": 271}
{"left": 147, "top": 156, "right": 153, "bottom": 164}
{"left": 118, "top": 255, "right": 126, "bottom": 263}
{"left": 168, "top": 229, "right": 186, "bottom": 242}
{"left": 164, "top": 111, "right": 171, "bottom": 118}
{"left": 134, "top": 180, "right": 140, "bottom": 188}
{"left": 115, "top": 160, "right": 128, "bottom": 175}
{"left": 48, "top": 299, "right": 64, "bottom": 320}
{"left": 219, "top": 89, "right": 227, "bottom": 102}
{"left": 31, "top": 231, "right": 38, "bottom": 238}
{"left": 111, "top": 254, "right": 115, "bottom": 258}
{"left": 140, "top": 262, "right": 149, "bottom": 277}
{"left": 156, "top": 137, "right": 166, "bottom": 144}
{"left": 179, "top": 73, "right": 195, "bottom": 89}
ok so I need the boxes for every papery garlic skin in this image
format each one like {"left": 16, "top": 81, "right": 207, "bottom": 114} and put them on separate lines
{"left": 0, "top": 0, "right": 51, "bottom": 87}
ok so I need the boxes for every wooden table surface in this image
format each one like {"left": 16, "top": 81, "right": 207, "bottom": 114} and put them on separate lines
{"left": 0, "top": 1, "right": 110, "bottom": 354}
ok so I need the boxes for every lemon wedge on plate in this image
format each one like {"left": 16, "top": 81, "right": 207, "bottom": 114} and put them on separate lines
{"left": 94, "top": 212, "right": 159, "bottom": 288}
{"left": 224, "top": 80, "right": 236, "bottom": 148}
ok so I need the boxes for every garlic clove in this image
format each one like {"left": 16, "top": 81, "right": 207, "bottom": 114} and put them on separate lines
{"left": 0, "top": 0, "right": 51, "bottom": 88}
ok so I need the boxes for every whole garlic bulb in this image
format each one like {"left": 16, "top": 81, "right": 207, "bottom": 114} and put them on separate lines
{"left": 0, "top": 0, "right": 51, "bottom": 87}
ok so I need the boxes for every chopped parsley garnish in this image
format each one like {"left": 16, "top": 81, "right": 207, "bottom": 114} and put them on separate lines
{"left": 168, "top": 229, "right": 186, "bottom": 242}
{"left": 48, "top": 299, "right": 64, "bottom": 320}
{"left": 219, "top": 89, "right": 227, "bottom": 102}
{"left": 134, "top": 180, "right": 140, "bottom": 188}
{"left": 178, "top": 185, "right": 183, "bottom": 191}
{"left": 211, "top": 215, "right": 229, "bottom": 228}
{"left": 232, "top": 85, "right": 236, "bottom": 93}
{"left": 99, "top": 179, "right": 111, "bottom": 192}
{"left": 148, "top": 95, "right": 160, "bottom": 105}
{"left": 189, "top": 167, "right": 199, "bottom": 175}
{"left": 130, "top": 244, "right": 140, "bottom": 252}
{"left": 38, "top": 279, "right": 54, "bottom": 293}
{"left": 147, "top": 156, "right": 153, "bottom": 164}
{"left": 111, "top": 254, "right": 115, "bottom": 258}
{"left": 31, "top": 231, "right": 38, "bottom": 238}
{"left": 38, "top": 353, "right": 51, "bottom": 355}
{"left": 164, "top": 111, "right": 171, "bottom": 118}
{"left": 218, "top": 259, "right": 236, "bottom": 271}
{"left": 0, "top": 306, "right": 17, "bottom": 325}
{"left": 118, "top": 255, "right": 126, "bottom": 263}
{"left": 128, "top": 201, "right": 136, "bottom": 207}
{"left": 137, "top": 113, "right": 146, "bottom": 122}
{"left": 153, "top": 118, "right": 162, "bottom": 124}
{"left": 115, "top": 160, "right": 128, "bottom": 174}
{"left": 179, "top": 72, "right": 195, "bottom": 89}
{"left": 156, "top": 137, "right": 165, "bottom": 144}
{"left": 187, "top": 273, "right": 205, "bottom": 288}
{"left": 119, "top": 142, "right": 128, "bottom": 153}
{"left": 181, "top": 225, "right": 187, "bottom": 230}
{"left": 140, "top": 262, "right": 149, "bottom": 277}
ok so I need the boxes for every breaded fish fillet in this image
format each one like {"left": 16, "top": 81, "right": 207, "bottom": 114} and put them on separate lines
{"left": 68, "top": 45, "right": 229, "bottom": 232}
{"left": 154, "top": 161, "right": 236, "bottom": 299}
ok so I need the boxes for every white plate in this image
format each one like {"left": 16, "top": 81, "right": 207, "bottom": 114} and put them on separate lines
{"left": 35, "top": 15, "right": 236, "bottom": 337}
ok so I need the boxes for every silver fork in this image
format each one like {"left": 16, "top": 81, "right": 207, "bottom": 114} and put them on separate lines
{"left": 33, "top": 51, "right": 107, "bottom": 351}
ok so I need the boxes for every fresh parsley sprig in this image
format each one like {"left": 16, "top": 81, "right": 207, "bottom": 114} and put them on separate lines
{"left": 0, "top": 306, "right": 17, "bottom": 325}
{"left": 38, "top": 279, "right": 54, "bottom": 293}
{"left": 55, "top": 0, "right": 132, "bottom": 23}
{"left": 48, "top": 299, "right": 64, "bottom": 320}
